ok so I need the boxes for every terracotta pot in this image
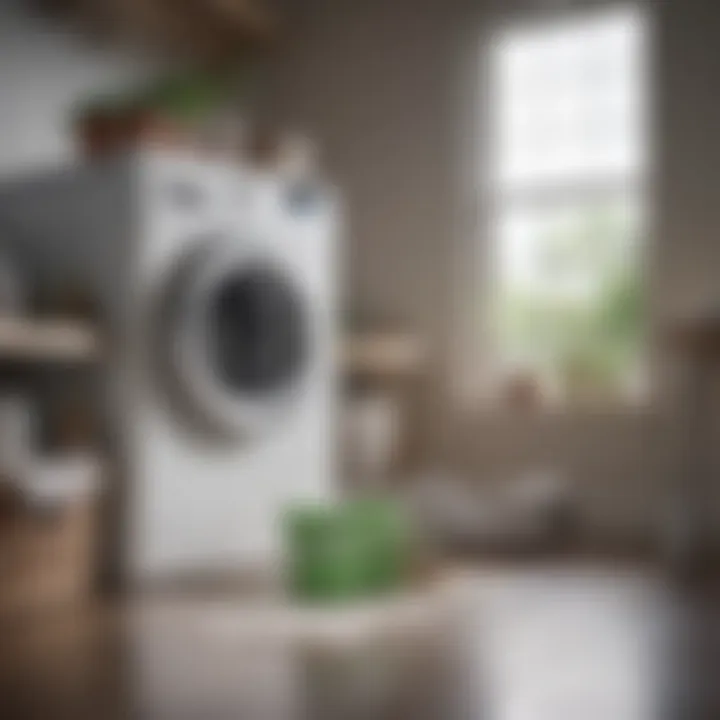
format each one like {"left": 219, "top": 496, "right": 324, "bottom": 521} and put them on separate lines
{"left": 128, "top": 110, "right": 194, "bottom": 149}
{"left": 77, "top": 108, "right": 194, "bottom": 159}
{"left": 77, "top": 110, "right": 124, "bottom": 158}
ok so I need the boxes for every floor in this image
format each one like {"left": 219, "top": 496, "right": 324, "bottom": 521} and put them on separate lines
{"left": 1, "top": 563, "right": 719, "bottom": 720}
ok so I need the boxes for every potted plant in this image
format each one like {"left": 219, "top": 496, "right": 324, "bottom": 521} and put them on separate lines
{"left": 75, "top": 67, "right": 245, "bottom": 158}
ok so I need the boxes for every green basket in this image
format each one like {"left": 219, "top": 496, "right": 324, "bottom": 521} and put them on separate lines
{"left": 284, "top": 499, "right": 409, "bottom": 603}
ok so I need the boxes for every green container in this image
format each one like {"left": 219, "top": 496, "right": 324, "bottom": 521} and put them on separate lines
{"left": 284, "top": 500, "right": 409, "bottom": 603}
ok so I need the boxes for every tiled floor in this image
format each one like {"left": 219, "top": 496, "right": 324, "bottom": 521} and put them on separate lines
{"left": 1, "top": 563, "right": 718, "bottom": 719}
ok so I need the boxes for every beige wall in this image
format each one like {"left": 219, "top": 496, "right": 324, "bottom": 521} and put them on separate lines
{"left": 270, "top": 0, "right": 720, "bottom": 543}
{"left": 269, "top": 0, "right": 476, "bottom": 470}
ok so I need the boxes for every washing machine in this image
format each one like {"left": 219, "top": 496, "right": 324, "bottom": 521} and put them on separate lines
{"left": 0, "top": 150, "right": 340, "bottom": 584}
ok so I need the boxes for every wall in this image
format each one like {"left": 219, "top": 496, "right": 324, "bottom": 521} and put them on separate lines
{"left": 653, "top": 0, "right": 720, "bottom": 542}
{"left": 270, "top": 0, "right": 720, "bottom": 544}
{"left": 269, "top": 0, "right": 475, "bottom": 473}
{"left": 0, "top": 0, "right": 151, "bottom": 174}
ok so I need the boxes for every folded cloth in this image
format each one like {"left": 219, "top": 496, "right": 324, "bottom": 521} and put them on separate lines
{"left": 16, "top": 453, "right": 101, "bottom": 511}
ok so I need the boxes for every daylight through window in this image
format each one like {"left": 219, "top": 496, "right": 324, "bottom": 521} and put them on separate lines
{"left": 487, "top": 6, "right": 648, "bottom": 406}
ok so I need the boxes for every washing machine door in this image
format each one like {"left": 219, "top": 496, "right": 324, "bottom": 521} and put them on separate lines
{"left": 156, "top": 237, "right": 310, "bottom": 440}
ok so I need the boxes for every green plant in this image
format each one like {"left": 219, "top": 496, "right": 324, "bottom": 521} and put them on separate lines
{"left": 498, "top": 204, "right": 643, "bottom": 395}
{"left": 76, "top": 65, "right": 247, "bottom": 122}
{"left": 136, "top": 68, "right": 243, "bottom": 120}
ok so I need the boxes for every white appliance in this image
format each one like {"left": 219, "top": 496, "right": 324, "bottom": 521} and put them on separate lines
{"left": 0, "top": 150, "right": 339, "bottom": 584}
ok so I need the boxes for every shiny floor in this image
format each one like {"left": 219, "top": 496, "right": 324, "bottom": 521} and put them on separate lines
{"left": 1, "top": 563, "right": 719, "bottom": 720}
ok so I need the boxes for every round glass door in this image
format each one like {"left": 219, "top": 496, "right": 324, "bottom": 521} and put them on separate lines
{"left": 155, "top": 240, "right": 311, "bottom": 440}
{"left": 208, "top": 266, "right": 308, "bottom": 397}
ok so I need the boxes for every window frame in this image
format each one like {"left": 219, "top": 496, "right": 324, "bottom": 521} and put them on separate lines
{"left": 476, "top": 2, "right": 653, "bottom": 410}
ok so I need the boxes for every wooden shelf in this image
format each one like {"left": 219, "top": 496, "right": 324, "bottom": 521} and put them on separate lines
{"left": 343, "top": 334, "right": 426, "bottom": 379}
{"left": 36, "top": 0, "right": 277, "bottom": 59}
{"left": 0, "top": 318, "right": 100, "bottom": 363}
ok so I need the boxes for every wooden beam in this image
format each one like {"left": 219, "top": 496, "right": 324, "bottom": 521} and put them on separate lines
{"left": 32, "top": 0, "right": 276, "bottom": 59}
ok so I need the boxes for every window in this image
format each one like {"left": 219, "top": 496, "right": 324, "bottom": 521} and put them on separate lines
{"left": 486, "top": 6, "right": 648, "bottom": 406}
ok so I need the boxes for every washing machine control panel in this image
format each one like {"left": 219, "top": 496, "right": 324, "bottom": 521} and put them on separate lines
{"left": 164, "top": 177, "right": 254, "bottom": 211}
{"left": 151, "top": 156, "right": 257, "bottom": 219}
{"left": 284, "top": 180, "right": 325, "bottom": 216}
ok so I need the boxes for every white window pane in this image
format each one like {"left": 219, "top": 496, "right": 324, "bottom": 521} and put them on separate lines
{"left": 491, "top": 7, "right": 647, "bottom": 187}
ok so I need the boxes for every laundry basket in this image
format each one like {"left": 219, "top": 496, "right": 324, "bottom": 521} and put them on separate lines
{"left": 0, "top": 480, "right": 98, "bottom": 614}
{"left": 284, "top": 499, "right": 411, "bottom": 603}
